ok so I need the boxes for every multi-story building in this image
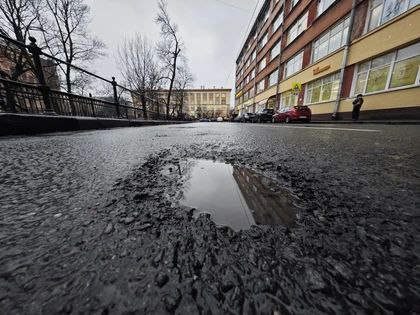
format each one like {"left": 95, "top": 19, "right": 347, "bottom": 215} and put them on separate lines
{"left": 234, "top": 0, "right": 420, "bottom": 120}
{"left": 157, "top": 88, "right": 232, "bottom": 119}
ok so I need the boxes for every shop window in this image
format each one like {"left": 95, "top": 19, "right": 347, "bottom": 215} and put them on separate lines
{"left": 281, "top": 90, "right": 298, "bottom": 108}
{"left": 305, "top": 73, "right": 340, "bottom": 104}
{"left": 353, "top": 42, "right": 420, "bottom": 95}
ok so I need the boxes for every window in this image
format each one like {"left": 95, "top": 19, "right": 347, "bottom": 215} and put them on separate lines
{"left": 366, "top": 0, "right": 418, "bottom": 32}
{"left": 221, "top": 94, "right": 227, "bottom": 104}
{"left": 317, "top": 0, "right": 336, "bottom": 16}
{"left": 260, "top": 32, "right": 268, "bottom": 48}
{"left": 250, "top": 68, "right": 255, "bottom": 80}
{"left": 257, "top": 79, "right": 266, "bottom": 93}
{"left": 270, "top": 41, "right": 281, "bottom": 60}
{"left": 305, "top": 73, "right": 340, "bottom": 104}
{"left": 273, "top": 12, "right": 284, "bottom": 31}
{"left": 251, "top": 50, "right": 256, "bottom": 61}
{"left": 203, "top": 93, "right": 207, "bottom": 103}
{"left": 284, "top": 51, "right": 303, "bottom": 78}
{"left": 287, "top": 12, "right": 308, "bottom": 45}
{"left": 353, "top": 42, "right": 420, "bottom": 95}
{"left": 269, "top": 70, "right": 279, "bottom": 87}
{"left": 312, "top": 16, "right": 349, "bottom": 62}
{"left": 246, "top": 58, "right": 250, "bottom": 68}
{"left": 258, "top": 58, "right": 267, "bottom": 72}
{"left": 281, "top": 90, "right": 298, "bottom": 108}
{"left": 291, "top": 0, "right": 300, "bottom": 8}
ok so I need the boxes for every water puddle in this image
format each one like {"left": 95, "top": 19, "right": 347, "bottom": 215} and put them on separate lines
{"left": 172, "top": 159, "right": 299, "bottom": 231}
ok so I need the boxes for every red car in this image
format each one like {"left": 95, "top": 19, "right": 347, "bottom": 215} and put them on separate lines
{"left": 272, "top": 106, "right": 312, "bottom": 123}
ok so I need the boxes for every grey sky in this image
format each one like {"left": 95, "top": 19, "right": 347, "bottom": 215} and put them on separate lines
{"left": 85, "top": 0, "right": 261, "bottom": 104}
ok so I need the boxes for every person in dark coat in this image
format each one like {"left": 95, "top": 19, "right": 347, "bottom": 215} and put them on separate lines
{"left": 352, "top": 94, "right": 364, "bottom": 121}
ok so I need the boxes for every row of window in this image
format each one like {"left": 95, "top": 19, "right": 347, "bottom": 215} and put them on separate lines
{"left": 186, "top": 93, "right": 228, "bottom": 105}
{"left": 242, "top": 42, "right": 420, "bottom": 109}
{"left": 237, "top": 0, "right": 418, "bottom": 97}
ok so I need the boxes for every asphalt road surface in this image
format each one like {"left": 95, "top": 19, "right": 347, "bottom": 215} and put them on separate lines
{"left": 0, "top": 122, "right": 419, "bottom": 314}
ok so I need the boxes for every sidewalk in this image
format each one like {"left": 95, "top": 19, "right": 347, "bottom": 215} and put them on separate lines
{"left": 0, "top": 113, "right": 191, "bottom": 136}
{"left": 310, "top": 120, "right": 420, "bottom": 125}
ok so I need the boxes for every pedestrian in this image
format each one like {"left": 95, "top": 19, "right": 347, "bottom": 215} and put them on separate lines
{"left": 352, "top": 94, "right": 364, "bottom": 121}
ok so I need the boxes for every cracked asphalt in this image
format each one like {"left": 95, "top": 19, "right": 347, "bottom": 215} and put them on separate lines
{"left": 0, "top": 122, "right": 419, "bottom": 314}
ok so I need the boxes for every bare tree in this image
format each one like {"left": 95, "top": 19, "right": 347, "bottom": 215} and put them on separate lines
{"left": 0, "top": 0, "right": 44, "bottom": 81}
{"left": 118, "top": 34, "right": 161, "bottom": 119}
{"left": 155, "top": 0, "right": 182, "bottom": 120}
{"left": 42, "top": 0, "right": 105, "bottom": 94}
{"left": 173, "top": 62, "right": 193, "bottom": 119}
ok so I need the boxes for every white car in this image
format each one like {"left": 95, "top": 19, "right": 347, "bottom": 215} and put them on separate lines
{"left": 217, "top": 117, "right": 223, "bottom": 122}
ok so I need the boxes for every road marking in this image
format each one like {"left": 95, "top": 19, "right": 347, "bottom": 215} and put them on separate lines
{"left": 267, "top": 125, "right": 381, "bottom": 132}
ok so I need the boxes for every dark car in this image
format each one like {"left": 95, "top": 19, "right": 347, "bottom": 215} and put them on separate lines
{"left": 272, "top": 106, "right": 312, "bottom": 123}
{"left": 234, "top": 114, "right": 245, "bottom": 122}
{"left": 244, "top": 112, "right": 256, "bottom": 123}
{"left": 253, "top": 108, "right": 274, "bottom": 123}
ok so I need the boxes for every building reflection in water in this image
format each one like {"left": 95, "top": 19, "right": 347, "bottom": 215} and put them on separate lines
{"left": 232, "top": 166, "right": 297, "bottom": 226}
{"left": 179, "top": 159, "right": 298, "bottom": 231}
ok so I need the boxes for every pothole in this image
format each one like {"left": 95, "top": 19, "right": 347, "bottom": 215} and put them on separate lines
{"left": 164, "top": 159, "right": 300, "bottom": 231}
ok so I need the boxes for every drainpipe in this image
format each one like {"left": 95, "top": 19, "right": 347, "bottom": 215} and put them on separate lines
{"left": 252, "top": 20, "right": 263, "bottom": 113}
{"left": 275, "top": 17, "right": 285, "bottom": 111}
{"left": 332, "top": 0, "right": 357, "bottom": 120}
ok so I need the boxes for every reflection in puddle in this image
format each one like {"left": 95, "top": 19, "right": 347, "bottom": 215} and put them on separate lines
{"left": 178, "top": 159, "right": 298, "bottom": 231}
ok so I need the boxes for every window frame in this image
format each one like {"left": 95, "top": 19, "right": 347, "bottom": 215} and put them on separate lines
{"left": 364, "top": 0, "right": 419, "bottom": 33}
{"left": 269, "top": 69, "right": 279, "bottom": 87}
{"left": 284, "top": 51, "right": 304, "bottom": 78}
{"left": 304, "top": 72, "right": 340, "bottom": 105}
{"left": 286, "top": 11, "right": 308, "bottom": 45}
{"left": 351, "top": 42, "right": 420, "bottom": 96}
{"left": 311, "top": 16, "right": 350, "bottom": 63}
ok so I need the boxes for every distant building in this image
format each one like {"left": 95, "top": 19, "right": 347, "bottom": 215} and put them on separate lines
{"left": 183, "top": 88, "right": 232, "bottom": 118}
{"left": 0, "top": 44, "right": 60, "bottom": 89}
{"left": 234, "top": 0, "right": 420, "bottom": 120}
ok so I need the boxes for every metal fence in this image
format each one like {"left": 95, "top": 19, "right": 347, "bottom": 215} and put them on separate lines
{"left": 0, "top": 34, "right": 167, "bottom": 120}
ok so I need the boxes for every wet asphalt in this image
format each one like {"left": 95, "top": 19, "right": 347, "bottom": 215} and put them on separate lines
{"left": 0, "top": 122, "right": 419, "bottom": 314}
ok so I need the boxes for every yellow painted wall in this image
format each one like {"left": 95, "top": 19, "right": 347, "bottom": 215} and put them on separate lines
{"left": 254, "top": 85, "right": 277, "bottom": 103}
{"left": 348, "top": 8, "right": 420, "bottom": 66}
{"left": 308, "top": 101, "right": 336, "bottom": 115}
{"left": 279, "top": 50, "right": 344, "bottom": 93}
{"left": 339, "top": 87, "right": 420, "bottom": 113}
{"left": 309, "top": 87, "right": 420, "bottom": 114}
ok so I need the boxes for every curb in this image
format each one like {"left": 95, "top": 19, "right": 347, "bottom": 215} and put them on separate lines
{"left": 0, "top": 113, "right": 191, "bottom": 137}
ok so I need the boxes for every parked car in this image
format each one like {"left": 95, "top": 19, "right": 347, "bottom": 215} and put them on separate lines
{"left": 244, "top": 112, "right": 256, "bottom": 123}
{"left": 199, "top": 118, "right": 210, "bottom": 122}
{"left": 253, "top": 108, "right": 274, "bottom": 123}
{"left": 234, "top": 114, "right": 245, "bottom": 122}
{"left": 272, "top": 106, "right": 312, "bottom": 123}
{"left": 217, "top": 117, "right": 223, "bottom": 122}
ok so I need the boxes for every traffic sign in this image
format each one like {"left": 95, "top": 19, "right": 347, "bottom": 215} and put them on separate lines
{"left": 292, "top": 82, "right": 302, "bottom": 95}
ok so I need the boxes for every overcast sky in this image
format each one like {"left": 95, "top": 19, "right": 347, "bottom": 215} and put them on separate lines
{"left": 84, "top": 0, "right": 262, "bottom": 104}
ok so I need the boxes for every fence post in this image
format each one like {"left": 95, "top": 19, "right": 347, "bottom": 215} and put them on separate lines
{"left": 27, "top": 37, "right": 55, "bottom": 115}
{"left": 111, "top": 77, "right": 120, "bottom": 118}
{"left": 89, "top": 93, "right": 95, "bottom": 117}
{"left": 3, "top": 81, "right": 17, "bottom": 113}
